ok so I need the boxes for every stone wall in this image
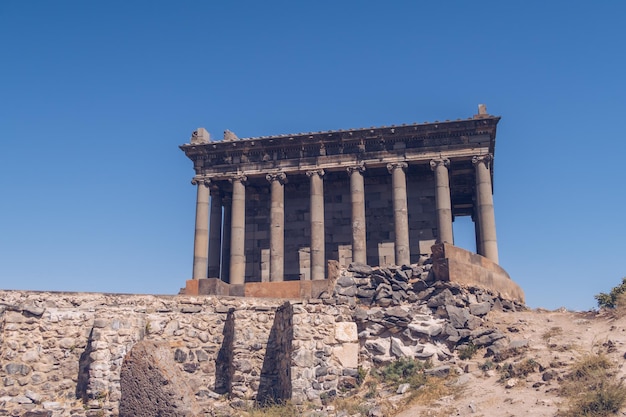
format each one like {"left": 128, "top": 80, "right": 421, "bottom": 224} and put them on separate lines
{"left": 0, "top": 259, "right": 523, "bottom": 416}
{"left": 0, "top": 291, "right": 354, "bottom": 416}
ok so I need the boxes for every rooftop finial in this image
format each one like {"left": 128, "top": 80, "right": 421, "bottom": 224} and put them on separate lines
{"left": 474, "top": 104, "right": 489, "bottom": 119}
{"left": 224, "top": 130, "right": 239, "bottom": 141}
{"left": 190, "top": 128, "right": 210, "bottom": 144}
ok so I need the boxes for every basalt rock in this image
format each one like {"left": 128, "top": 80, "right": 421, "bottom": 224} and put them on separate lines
{"left": 119, "top": 341, "right": 200, "bottom": 417}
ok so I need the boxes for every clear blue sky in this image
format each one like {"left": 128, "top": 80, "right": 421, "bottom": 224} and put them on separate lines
{"left": 1, "top": 1, "right": 624, "bottom": 310}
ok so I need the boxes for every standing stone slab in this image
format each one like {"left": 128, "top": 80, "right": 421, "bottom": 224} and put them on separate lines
{"left": 119, "top": 341, "right": 200, "bottom": 417}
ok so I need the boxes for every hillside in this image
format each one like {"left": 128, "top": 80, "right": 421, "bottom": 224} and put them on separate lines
{"left": 382, "top": 308, "right": 626, "bottom": 417}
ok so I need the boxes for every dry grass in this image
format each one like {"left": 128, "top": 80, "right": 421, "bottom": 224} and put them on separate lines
{"left": 542, "top": 326, "right": 563, "bottom": 340}
{"left": 244, "top": 401, "right": 298, "bottom": 417}
{"left": 558, "top": 353, "right": 626, "bottom": 417}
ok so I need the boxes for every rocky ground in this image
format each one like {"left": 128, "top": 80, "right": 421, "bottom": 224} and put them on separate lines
{"left": 393, "top": 308, "right": 626, "bottom": 417}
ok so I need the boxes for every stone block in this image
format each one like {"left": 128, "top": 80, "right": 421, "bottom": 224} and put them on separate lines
{"left": 332, "top": 343, "right": 359, "bottom": 368}
{"left": 335, "top": 322, "right": 358, "bottom": 343}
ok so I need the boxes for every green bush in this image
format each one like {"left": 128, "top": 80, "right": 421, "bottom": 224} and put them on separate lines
{"left": 595, "top": 277, "right": 626, "bottom": 309}
{"left": 372, "top": 358, "right": 431, "bottom": 389}
{"left": 458, "top": 343, "right": 478, "bottom": 360}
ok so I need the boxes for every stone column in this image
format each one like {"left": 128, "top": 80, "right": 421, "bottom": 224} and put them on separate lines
{"left": 229, "top": 175, "right": 247, "bottom": 285}
{"left": 191, "top": 177, "right": 210, "bottom": 280}
{"left": 266, "top": 172, "right": 286, "bottom": 282}
{"left": 221, "top": 195, "right": 232, "bottom": 283}
{"left": 207, "top": 186, "right": 222, "bottom": 278}
{"left": 472, "top": 155, "right": 498, "bottom": 263}
{"left": 387, "top": 162, "right": 410, "bottom": 266}
{"left": 306, "top": 169, "right": 325, "bottom": 280}
{"left": 347, "top": 163, "right": 367, "bottom": 265}
{"left": 430, "top": 158, "right": 454, "bottom": 244}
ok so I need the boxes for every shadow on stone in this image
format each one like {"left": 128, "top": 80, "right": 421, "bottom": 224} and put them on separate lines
{"left": 215, "top": 309, "right": 234, "bottom": 395}
{"left": 75, "top": 328, "right": 93, "bottom": 402}
{"left": 256, "top": 302, "right": 293, "bottom": 405}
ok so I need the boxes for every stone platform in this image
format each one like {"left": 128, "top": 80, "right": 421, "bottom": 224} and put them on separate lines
{"left": 184, "top": 277, "right": 334, "bottom": 299}
{"left": 431, "top": 243, "right": 525, "bottom": 304}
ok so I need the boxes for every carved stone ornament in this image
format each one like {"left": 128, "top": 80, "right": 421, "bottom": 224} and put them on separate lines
{"left": 191, "top": 177, "right": 210, "bottom": 187}
{"left": 228, "top": 174, "right": 248, "bottom": 184}
{"left": 386, "top": 162, "right": 408, "bottom": 173}
{"left": 266, "top": 172, "right": 287, "bottom": 184}
{"left": 305, "top": 169, "right": 325, "bottom": 178}
{"left": 429, "top": 158, "right": 450, "bottom": 171}
{"left": 190, "top": 128, "right": 210, "bottom": 145}
{"left": 471, "top": 154, "right": 493, "bottom": 168}
{"left": 346, "top": 163, "right": 366, "bottom": 175}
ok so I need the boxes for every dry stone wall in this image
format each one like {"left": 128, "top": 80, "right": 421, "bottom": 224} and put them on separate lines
{"left": 0, "top": 260, "right": 524, "bottom": 416}
{"left": 0, "top": 291, "right": 355, "bottom": 416}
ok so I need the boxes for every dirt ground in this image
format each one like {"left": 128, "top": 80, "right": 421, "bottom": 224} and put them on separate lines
{"left": 396, "top": 309, "right": 626, "bottom": 417}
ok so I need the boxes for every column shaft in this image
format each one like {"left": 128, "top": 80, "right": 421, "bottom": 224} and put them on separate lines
{"left": 221, "top": 196, "right": 232, "bottom": 283}
{"left": 229, "top": 176, "right": 247, "bottom": 285}
{"left": 473, "top": 155, "right": 499, "bottom": 263}
{"left": 207, "top": 188, "right": 222, "bottom": 278}
{"left": 348, "top": 164, "right": 367, "bottom": 264}
{"left": 307, "top": 170, "right": 325, "bottom": 280}
{"left": 387, "top": 163, "right": 410, "bottom": 265}
{"left": 192, "top": 178, "right": 210, "bottom": 279}
{"left": 267, "top": 173, "right": 286, "bottom": 282}
{"left": 430, "top": 159, "right": 454, "bottom": 244}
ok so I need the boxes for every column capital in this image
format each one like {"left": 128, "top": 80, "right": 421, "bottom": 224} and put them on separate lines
{"left": 191, "top": 177, "right": 210, "bottom": 187}
{"left": 305, "top": 169, "right": 325, "bottom": 178}
{"left": 266, "top": 172, "right": 287, "bottom": 184}
{"left": 387, "top": 162, "right": 408, "bottom": 173}
{"left": 346, "top": 162, "right": 366, "bottom": 175}
{"left": 472, "top": 154, "right": 493, "bottom": 168}
{"left": 228, "top": 174, "right": 248, "bottom": 184}
{"left": 429, "top": 158, "right": 450, "bottom": 170}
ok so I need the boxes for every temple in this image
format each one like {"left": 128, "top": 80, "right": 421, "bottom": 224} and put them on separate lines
{"left": 180, "top": 105, "right": 505, "bottom": 297}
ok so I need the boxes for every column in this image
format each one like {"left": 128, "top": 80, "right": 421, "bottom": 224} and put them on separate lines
{"left": 207, "top": 186, "right": 222, "bottom": 278}
{"left": 430, "top": 158, "right": 454, "bottom": 244}
{"left": 472, "top": 155, "right": 498, "bottom": 263}
{"left": 191, "top": 177, "right": 210, "bottom": 280}
{"left": 229, "top": 175, "right": 247, "bottom": 285}
{"left": 347, "top": 163, "right": 367, "bottom": 265}
{"left": 221, "top": 194, "right": 232, "bottom": 283}
{"left": 266, "top": 172, "right": 286, "bottom": 282}
{"left": 306, "top": 169, "right": 325, "bottom": 280}
{"left": 387, "top": 162, "right": 410, "bottom": 265}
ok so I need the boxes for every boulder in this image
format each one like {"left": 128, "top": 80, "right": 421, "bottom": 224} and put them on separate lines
{"left": 119, "top": 341, "right": 200, "bottom": 417}
{"left": 348, "top": 263, "right": 373, "bottom": 275}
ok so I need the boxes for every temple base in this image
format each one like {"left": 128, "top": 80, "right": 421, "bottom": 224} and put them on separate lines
{"left": 183, "top": 278, "right": 333, "bottom": 299}
{"left": 431, "top": 243, "right": 524, "bottom": 304}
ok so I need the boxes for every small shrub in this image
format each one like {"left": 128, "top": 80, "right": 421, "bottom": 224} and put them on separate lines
{"left": 458, "top": 343, "right": 478, "bottom": 360}
{"left": 515, "top": 358, "right": 539, "bottom": 377}
{"left": 559, "top": 353, "right": 626, "bottom": 417}
{"left": 364, "top": 380, "right": 378, "bottom": 399}
{"left": 595, "top": 277, "right": 626, "bottom": 309}
{"left": 356, "top": 366, "right": 367, "bottom": 386}
{"left": 480, "top": 359, "right": 495, "bottom": 371}
{"left": 542, "top": 326, "right": 563, "bottom": 340}
{"left": 246, "top": 401, "right": 298, "bottom": 417}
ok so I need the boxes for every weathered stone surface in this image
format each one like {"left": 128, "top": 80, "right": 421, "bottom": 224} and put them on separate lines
{"left": 335, "top": 322, "right": 358, "bottom": 342}
{"left": 469, "top": 302, "right": 492, "bottom": 316}
{"left": 119, "top": 340, "right": 200, "bottom": 417}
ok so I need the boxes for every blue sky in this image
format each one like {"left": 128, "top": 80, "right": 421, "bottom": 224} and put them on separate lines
{"left": 1, "top": 1, "right": 624, "bottom": 310}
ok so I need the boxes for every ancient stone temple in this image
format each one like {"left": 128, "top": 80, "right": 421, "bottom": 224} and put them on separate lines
{"left": 180, "top": 105, "right": 503, "bottom": 296}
